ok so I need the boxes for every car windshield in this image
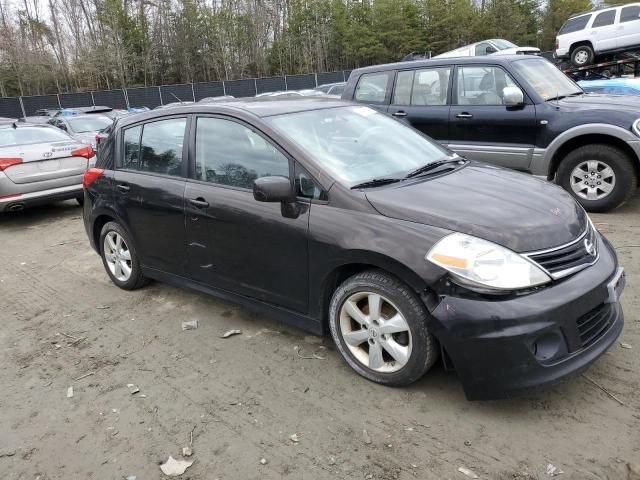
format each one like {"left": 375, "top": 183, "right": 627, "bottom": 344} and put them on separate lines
{"left": 511, "top": 58, "right": 583, "bottom": 100}
{"left": 267, "top": 106, "right": 452, "bottom": 185}
{"left": 67, "top": 116, "right": 112, "bottom": 133}
{"left": 0, "top": 127, "right": 70, "bottom": 146}
{"left": 489, "top": 39, "right": 517, "bottom": 50}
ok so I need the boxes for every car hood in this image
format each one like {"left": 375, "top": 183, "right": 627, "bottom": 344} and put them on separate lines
{"left": 559, "top": 93, "right": 640, "bottom": 112}
{"left": 365, "top": 162, "right": 587, "bottom": 252}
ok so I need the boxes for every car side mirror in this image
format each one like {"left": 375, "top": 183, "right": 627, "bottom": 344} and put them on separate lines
{"left": 503, "top": 86, "right": 524, "bottom": 107}
{"left": 253, "top": 176, "right": 294, "bottom": 203}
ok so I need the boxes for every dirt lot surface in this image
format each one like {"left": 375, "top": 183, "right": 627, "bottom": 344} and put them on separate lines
{"left": 1, "top": 198, "right": 639, "bottom": 480}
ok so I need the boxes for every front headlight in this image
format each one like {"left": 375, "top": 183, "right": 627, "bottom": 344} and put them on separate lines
{"left": 632, "top": 118, "right": 640, "bottom": 137}
{"left": 426, "top": 233, "right": 551, "bottom": 292}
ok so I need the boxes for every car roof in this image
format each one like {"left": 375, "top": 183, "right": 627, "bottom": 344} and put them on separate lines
{"left": 349, "top": 54, "right": 545, "bottom": 75}
{"left": 115, "top": 97, "right": 351, "bottom": 128}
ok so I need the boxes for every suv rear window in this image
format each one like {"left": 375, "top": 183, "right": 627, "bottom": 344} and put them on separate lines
{"left": 592, "top": 10, "right": 616, "bottom": 27}
{"left": 559, "top": 14, "right": 592, "bottom": 34}
{"left": 354, "top": 73, "right": 390, "bottom": 104}
{"left": 621, "top": 5, "right": 640, "bottom": 23}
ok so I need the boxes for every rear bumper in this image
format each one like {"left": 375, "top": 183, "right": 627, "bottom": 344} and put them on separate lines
{"left": 555, "top": 48, "right": 569, "bottom": 58}
{"left": 430, "top": 235, "right": 624, "bottom": 400}
{"left": 0, "top": 183, "right": 82, "bottom": 212}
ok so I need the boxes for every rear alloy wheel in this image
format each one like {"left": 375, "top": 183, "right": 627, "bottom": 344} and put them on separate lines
{"left": 329, "top": 270, "right": 438, "bottom": 386}
{"left": 571, "top": 45, "right": 594, "bottom": 67}
{"left": 99, "top": 221, "right": 149, "bottom": 290}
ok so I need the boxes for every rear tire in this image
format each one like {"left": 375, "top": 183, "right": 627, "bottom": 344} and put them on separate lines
{"left": 76, "top": 196, "right": 84, "bottom": 206}
{"left": 571, "top": 45, "right": 594, "bottom": 67}
{"left": 557, "top": 144, "right": 637, "bottom": 213}
{"left": 328, "top": 270, "right": 438, "bottom": 386}
{"left": 99, "top": 221, "right": 149, "bottom": 290}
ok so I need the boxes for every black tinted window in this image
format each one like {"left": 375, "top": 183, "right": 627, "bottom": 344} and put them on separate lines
{"left": 195, "top": 117, "right": 289, "bottom": 189}
{"left": 121, "top": 119, "right": 185, "bottom": 176}
{"left": 593, "top": 10, "right": 616, "bottom": 27}
{"left": 559, "top": 14, "right": 591, "bottom": 34}
{"left": 621, "top": 5, "right": 640, "bottom": 22}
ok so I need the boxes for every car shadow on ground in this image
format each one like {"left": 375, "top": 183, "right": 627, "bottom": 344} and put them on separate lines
{"left": 0, "top": 200, "right": 82, "bottom": 228}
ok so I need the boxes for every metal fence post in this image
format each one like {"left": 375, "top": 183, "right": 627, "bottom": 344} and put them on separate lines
{"left": 18, "top": 96, "right": 26, "bottom": 118}
{"left": 56, "top": 94, "right": 62, "bottom": 108}
{"left": 158, "top": 86, "right": 163, "bottom": 105}
{"left": 191, "top": 83, "right": 196, "bottom": 101}
{"left": 123, "top": 89, "right": 130, "bottom": 109}
{"left": 90, "top": 91, "right": 95, "bottom": 106}
{"left": 222, "top": 81, "right": 227, "bottom": 96}
{"left": 254, "top": 79, "right": 258, "bottom": 96}
{"left": 342, "top": 71, "right": 346, "bottom": 82}
{"left": 284, "top": 76, "right": 288, "bottom": 91}
{"left": 314, "top": 73, "right": 318, "bottom": 87}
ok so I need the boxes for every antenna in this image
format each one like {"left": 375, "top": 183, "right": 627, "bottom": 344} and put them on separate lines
{"left": 170, "top": 93, "right": 183, "bottom": 103}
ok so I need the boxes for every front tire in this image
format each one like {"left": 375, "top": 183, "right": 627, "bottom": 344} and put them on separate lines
{"left": 328, "top": 270, "right": 438, "bottom": 386}
{"left": 99, "top": 221, "right": 149, "bottom": 290}
{"left": 557, "top": 144, "right": 637, "bottom": 212}
{"left": 571, "top": 45, "right": 594, "bottom": 67}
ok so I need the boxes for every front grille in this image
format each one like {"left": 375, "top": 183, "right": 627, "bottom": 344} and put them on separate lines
{"left": 576, "top": 303, "right": 614, "bottom": 348}
{"left": 526, "top": 224, "right": 599, "bottom": 279}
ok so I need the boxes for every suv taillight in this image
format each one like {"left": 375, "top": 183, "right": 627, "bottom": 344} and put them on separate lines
{"left": 72, "top": 146, "right": 96, "bottom": 159}
{"left": 0, "top": 157, "right": 23, "bottom": 171}
{"left": 83, "top": 168, "right": 104, "bottom": 190}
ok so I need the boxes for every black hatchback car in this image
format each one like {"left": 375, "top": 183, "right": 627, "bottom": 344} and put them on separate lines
{"left": 83, "top": 99, "right": 624, "bottom": 400}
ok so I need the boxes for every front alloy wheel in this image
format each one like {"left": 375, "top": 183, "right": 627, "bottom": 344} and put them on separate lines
{"left": 569, "top": 160, "right": 615, "bottom": 201}
{"left": 339, "top": 292, "right": 412, "bottom": 373}
{"left": 329, "top": 270, "right": 438, "bottom": 386}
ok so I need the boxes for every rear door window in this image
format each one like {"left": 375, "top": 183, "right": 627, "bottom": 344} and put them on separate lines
{"left": 354, "top": 72, "right": 391, "bottom": 104}
{"left": 120, "top": 118, "right": 186, "bottom": 176}
{"left": 592, "top": 10, "right": 616, "bottom": 27}
{"left": 621, "top": 5, "right": 640, "bottom": 23}
{"left": 559, "top": 14, "right": 592, "bottom": 34}
{"left": 393, "top": 68, "right": 451, "bottom": 106}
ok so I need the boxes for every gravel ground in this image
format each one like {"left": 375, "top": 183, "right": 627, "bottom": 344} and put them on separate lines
{"left": 0, "top": 198, "right": 639, "bottom": 480}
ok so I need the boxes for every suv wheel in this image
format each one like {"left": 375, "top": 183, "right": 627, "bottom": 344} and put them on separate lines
{"left": 328, "top": 270, "right": 438, "bottom": 386}
{"left": 571, "top": 45, "right": 594, "bottom": 67}
{"left": 99, "top": 221, "right": 149, "bottom": 290}
{"left": 557, "top": 144, "right": 637, "bottom": 212}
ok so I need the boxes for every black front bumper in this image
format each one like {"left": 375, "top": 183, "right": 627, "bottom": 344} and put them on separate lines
{"left": 430, "top": 235, "right": 624, "bottom": 401}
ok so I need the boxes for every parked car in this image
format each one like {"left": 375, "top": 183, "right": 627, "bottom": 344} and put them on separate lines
{"left": 0, "top": 123, "right": 95, "bottom": 212}
{"left": 0, "top": 117, "right": 17, "bottom": 124}
{"left": 54, "top": 106, "right": 113, "bottom": 117}
{"left": 82, "top": 100, "right": 624, "bottom": 400}
{"left": 198, "top": 96, "right": 235, "bottom": 103}
{"left": 48, "top": 114, "right": 113, "bottom": 147}
{"left": 556, "top": 3, "right": 640, "bottom": 67}
{"left": 342, "top": 55, "right": 640, "bottom": 212}
{"left": 315, "top": 82, "right": 346, "bottom": 97}
{"left": 578, "top": 78, "right": 640, "bottom": 96}
{"left": 435, "top": 39, "right": 540, "bottom": 58}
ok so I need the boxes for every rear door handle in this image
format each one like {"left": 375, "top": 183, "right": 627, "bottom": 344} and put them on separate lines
{"left": 392, "top": 111, "right": 407, "bottom": 117}
{"left": 188, "top": 197, "right": 209, "bottom": 209}
{"left": 116, "top": 183, "right": 130, "bottom": 192}
{"left": 456, "top": 113, "right": 473, "bottom": 119}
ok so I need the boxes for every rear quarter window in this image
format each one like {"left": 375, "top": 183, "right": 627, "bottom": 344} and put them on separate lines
{"left": 621, "top": 5, "right": 640, "bottom": 23}
{"left": 559, "top": 14, "right": 592, "bottom": 34}
{"left": 354, "top": 72, "right": 391, "bottom": 104}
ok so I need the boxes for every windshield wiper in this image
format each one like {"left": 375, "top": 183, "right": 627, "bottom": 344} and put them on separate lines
{"left": 405, "top": 157, "right": 464, "bottom": 179}
{"left": 546, "top": 92, "right": 582, "bottom": 101}
{"left": 350, "top": 177, "right": 402, "bottom": 189}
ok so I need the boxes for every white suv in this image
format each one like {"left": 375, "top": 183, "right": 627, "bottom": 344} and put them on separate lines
{"left": 556, "top": 3, "right": 640, "bottom": 67}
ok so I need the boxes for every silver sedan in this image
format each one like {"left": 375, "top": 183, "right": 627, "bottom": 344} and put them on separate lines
{"left": 0, "top": 123, "right": 95, "bottom": 212}
{"left": 48, "top": 115, "right": 113, "bottom": 147}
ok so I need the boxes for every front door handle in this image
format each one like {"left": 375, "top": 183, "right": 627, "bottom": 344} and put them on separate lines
{"left": 116, "top": 183, "right": 130, "bottom": 192}
{"left": 392, "top": 111, "right": 407, "bottom": 117}
{"left": 456, "top": 113, "right": 473, "bottom": 119}
{"left": 188, "top": 197, "right": 209, "bottom": 209}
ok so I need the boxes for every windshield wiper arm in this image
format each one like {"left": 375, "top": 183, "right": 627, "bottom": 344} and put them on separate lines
{"left": 405, "top": 157, "right": 464, "bottom": 179}
{"left": 350, "top": 177, "right": 402, "bottom": 189}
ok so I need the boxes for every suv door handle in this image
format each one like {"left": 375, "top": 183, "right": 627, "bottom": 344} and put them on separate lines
{"left": 116, "top": 183, "right": 130, "bottom": 192}
{"left": 392, "top": 111, "right": 407, "bottom": 117}
{"left": 456, "top": 113, "right": 473, "bottom": 119}
{"left": 188, "top": 197, "right": 209, "bottom": 209}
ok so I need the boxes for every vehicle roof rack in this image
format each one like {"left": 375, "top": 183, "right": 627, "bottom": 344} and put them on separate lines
{"left": 569, "top": 3, "right": 624, "bottom": 19}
